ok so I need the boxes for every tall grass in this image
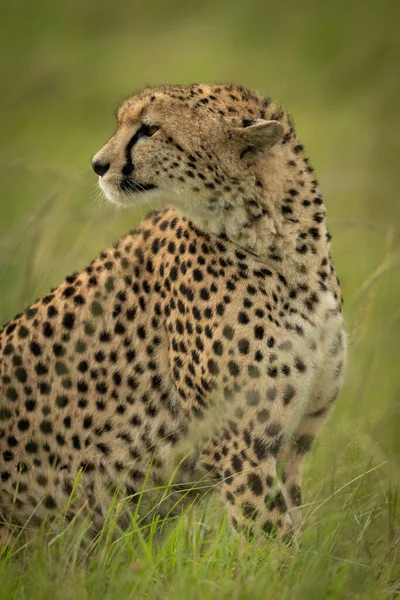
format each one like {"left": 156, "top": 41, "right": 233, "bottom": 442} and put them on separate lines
{"left": 0, "top": 449, "right": 399, "bottom": 599}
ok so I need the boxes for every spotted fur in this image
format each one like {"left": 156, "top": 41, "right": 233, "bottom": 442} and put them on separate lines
{"left": 0, "top": 84, "right": 346, "bottom": 542}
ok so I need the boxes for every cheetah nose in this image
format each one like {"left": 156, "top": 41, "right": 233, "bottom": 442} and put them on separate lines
{"left": 92, "top": 159, "right": 110, "bottom": 177}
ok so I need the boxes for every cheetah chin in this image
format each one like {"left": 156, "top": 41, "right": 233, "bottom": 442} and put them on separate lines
{"left": 99, "top": 176, "right": 164, "bottom": 207}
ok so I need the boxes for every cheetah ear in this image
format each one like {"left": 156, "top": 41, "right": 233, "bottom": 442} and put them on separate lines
{"left": 232, "top": 119, "right": 284, "bottom": 159}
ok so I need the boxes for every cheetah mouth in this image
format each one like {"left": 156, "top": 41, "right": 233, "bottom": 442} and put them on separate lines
{"left": 120, "top": 177, "right": 157, "bottom": 193}
{"left": 99, "top": 177, "right": 161, "bottom": 207}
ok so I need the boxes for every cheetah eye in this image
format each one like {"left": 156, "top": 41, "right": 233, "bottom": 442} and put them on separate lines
{"left": 138, "top": 123, "right": 160, "bottom": 138}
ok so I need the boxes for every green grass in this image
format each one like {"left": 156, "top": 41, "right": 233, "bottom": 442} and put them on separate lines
{"left": 1, "top": 0, "right": 400, "bottom": 597}
{"left": 0, "top": 453, "right": 399, "bottom": 599}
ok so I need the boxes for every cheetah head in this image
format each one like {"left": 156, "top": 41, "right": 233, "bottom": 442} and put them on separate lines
{"left": 93, "top": 84, "right": 287, "bottom": 238}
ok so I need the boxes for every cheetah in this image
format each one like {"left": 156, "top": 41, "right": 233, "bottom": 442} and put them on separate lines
{"left": 0, "top": 84, "right": 346, "bottom": 543}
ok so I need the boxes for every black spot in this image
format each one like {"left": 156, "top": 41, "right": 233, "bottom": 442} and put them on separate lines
{"left": 53, "top": 344, "right": 66, "bottom": 357}
{"left": 15, "top": 367, "right": 27, "bottom": 383}
{"left": 228, "top": 361, "right": 240, "bottom": 376}
{"left": 242, "top": 502, "right": 258, "bottom": 520}
{"left": 47, "top": 306, "right": 58, "bottom": 318}
{"left": 223, "top": 326, "right": 234, "bottom": 340}
{"left": 83, "top": 416, "right": 92, "bottom": 429}
{"left": 213, "top": 341, "right": 223, "bottom": 356}
{"left": 267, "top": 337, "right": 275, "bottom": 348}
{"left": 207, "top": 360, "right": 219, "bottom": 376}
{"left": 266, "top": 422, "right": 281, "bottom": 437}
{"left": 36, "top": 474, "right": 48, "bottom": 487}
{"left": 268, "top": 490, "right": 287, "bottom": 514}
{"left": 25, "top": 441, "right": 38, "bottom": 454}
{"left": 6, "top": 387, "right": 18, "bottom": 401}
{"left": 30, "top": 341, "right": 42, "bottom": 356}
{"left": 56, "top": 395, "right": 69, "bottom": 408}
{"left": 308, "top": 406, "right": 327, "bottom": 418}
{"left": 91, "top": 301, "right": 103, "bottom": 316}
{"left": 262, "top": 520, "right": 275, "bottom": 535}
{"left": 238, "top": 339, "right": 250, "bottom": 354}
{"left": 18, "top": 325, "right": 29, "bottom": 338}
{"left": 257, "top": 409, "right": 270, "bottom": 423}
{"left": 254, "top": 325, "right": 264, "bottom": 340}
{"left": 253, "top": 438, "right": 269, "bottom": 461}
{"left": 44, "top": 495, "right": 57, "bottom": 509}
{"left": 62, "top": 313, "right": 75, "bottom": 329}
{"left": 289, "top": 484, "right": 302, "bottom": 507}
{"left": 283, "top": 385, "right": 295, "bottom": 405}
{"left": 96, "top": 443, "right": 110, "bottom": 455}
{"left": 231, "top": 455, "right": 243, "bottom": 473}
{"left": 3, "top": 450, "right": 13, "bottom": 462}
{"left": 17, "top": 419, "right": 30, "bottom": 432}
{"left": 294, "top": 357, "right": 306, "bottom": 373}
{"left": 56, "top": 434, "right": 65, "bottom": 446}
{"left": 25, "top": 399, "right": 36, "bottom": 411}
{"left": 246, "top": 390, "right": 260, "bottom": 406}
{"left": 43, "top": 322, "right": 53, "bottom": 337}
{"left": 35, "top": 362, "right": 48, "bottom": 376}
{"left": 294, "top": 434, "right": 314, "bottom": 454}
{"left": 6, "top": 322, "right": 17, "bottom": 335}
{"left": 247, "top": 473, "right": 263, "bottom": 496}
{"left": 238, "top": 312, "right": 250, "bottom": 324}
{"left": 40, "top": 421, "right": 53, "bottom": 434}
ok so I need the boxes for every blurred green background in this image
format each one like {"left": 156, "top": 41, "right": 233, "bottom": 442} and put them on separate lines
{"left": 0, "top": 0, "right": 399, "bottom": 518}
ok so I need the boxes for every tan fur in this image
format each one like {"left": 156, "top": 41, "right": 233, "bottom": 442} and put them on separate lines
{"left": 1, "top": 84, "right": 346, "bottom": 542}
